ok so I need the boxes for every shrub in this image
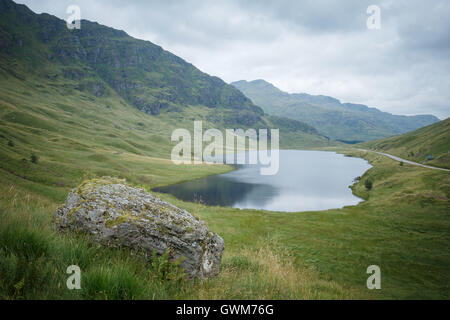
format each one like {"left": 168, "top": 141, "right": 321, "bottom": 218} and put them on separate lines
{"left": 399, "top": 161, "right": 404, "bottom": 166}
{"left": 365, "top": 179, "right": 373, "bottom": 190}
{"left": 149, "top": 249, "right": 185, "bottom": 284}
{"left": 7, "top": 140, "right": 14, "bottom": 147}
{"left": 30, "top": 154, "right": 39, "bottom": 164}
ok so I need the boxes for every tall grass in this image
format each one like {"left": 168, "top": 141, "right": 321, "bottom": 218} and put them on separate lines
{"left": 1, "top": 148, "right": 449, "bottom": 299}
{"left": 0, "top": 183, "right": 354, "bottom": 299}
{"left": 188, "top": 244, "right": 360, "bottom": 300}
{"left": 0, "top": 185, "right": 187, "bottom": 300}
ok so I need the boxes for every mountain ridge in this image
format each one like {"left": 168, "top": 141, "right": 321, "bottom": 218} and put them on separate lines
{"left": 232, "top": 79, "right": 439, "bottom": 142}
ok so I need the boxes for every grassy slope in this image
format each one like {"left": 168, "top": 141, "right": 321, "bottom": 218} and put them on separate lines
{"left": 0, "top": 69, "right": 342, "bottom": 299}
{"left": 0, "top": 66, "right": 328, "bottom": 199}
{"left": 0, "top": 67, "right": 342, "bottom": 300}
{"left": 0, "top": 149, "right": 448, "bottom": 300}
{"left": 1, "top": 88, "right": 449, "bottom": 299}
{"left": 359, "top": 118, "right": 450, "bottom": 169}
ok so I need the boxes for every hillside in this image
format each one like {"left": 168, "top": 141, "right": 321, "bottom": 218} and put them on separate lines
{"left": 359, "top": 118, "right": 450, "bottom": 169}
{"left": 0, "top": 0, "right": 261, "bottom": 122}
{"left": 0, "top": 0, "right": 328, "bottom": 156}
{"left": 0, "top": 0, "right": 337, "bottom": 202}
{"left": 232, "top": 79, "right": 439, "bottom": 142}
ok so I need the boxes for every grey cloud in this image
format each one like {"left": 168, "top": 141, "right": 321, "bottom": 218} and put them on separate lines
{"left": 237, "top": 0, "right": 374, "bottom": 33}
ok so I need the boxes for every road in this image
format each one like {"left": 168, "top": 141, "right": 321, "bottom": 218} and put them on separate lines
{"left": 357, "top": 149, "right": 450, "bottom": 172}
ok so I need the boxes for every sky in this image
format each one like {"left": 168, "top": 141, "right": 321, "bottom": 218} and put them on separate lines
{"left": 16, "top": 0, "right": 450, "bottom": 119}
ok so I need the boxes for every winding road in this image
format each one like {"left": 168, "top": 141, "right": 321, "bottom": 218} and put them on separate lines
{"left": 357, "top": 149, "right": 450, "bottom": 172}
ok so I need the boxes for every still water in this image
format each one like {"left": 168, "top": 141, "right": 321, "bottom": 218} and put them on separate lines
{"left": 155, "top": 150, "right": 372, "bottom": 212}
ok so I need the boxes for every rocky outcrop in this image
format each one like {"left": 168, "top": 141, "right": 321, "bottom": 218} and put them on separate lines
{"left": 75, "top": 80, "right": 106, "bottom": 97}
{"left": 54, "top": 177, "right": 224, "bottom": 279}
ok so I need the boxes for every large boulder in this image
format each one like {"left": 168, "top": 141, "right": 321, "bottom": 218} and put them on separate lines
{"left": 54, "top": 177, "right": 224, "bottom": 279}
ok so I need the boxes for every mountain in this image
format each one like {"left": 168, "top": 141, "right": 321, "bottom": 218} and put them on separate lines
{"left": 359, "top": 117, "right": 450, "bottom": 169}
{"left": 0, "top": 0, "right": 260, "bottom": 121}
{"left": 231, "top": 79, "right": 440, "bottom": 142}
{"left": 0, "top": 0, "right": 329, "bottom": 155}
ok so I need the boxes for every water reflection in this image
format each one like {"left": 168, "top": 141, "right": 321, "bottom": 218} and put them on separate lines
{"left": 154, "top": 150, "right": 371, "bottom": 212}
{"left": 155, "top": 174, "right": 278, "bottom": 207}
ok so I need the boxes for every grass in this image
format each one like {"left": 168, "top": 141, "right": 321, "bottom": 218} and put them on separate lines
{"left": 0, "top": 185, "right": 188, "bottom": 300}
{"left": 1, "top": 146, "right": 449, "bottom": 299}
{"left": 359, "top": 118, "right": 450, "bottom": 169}
{"left": 167, "top": 149, "right": 449, "bottom": 299}
{"left": 0, "top": 182, "right": 354, "bottom": 300}
{"left": 0, "top": 61, "right": 449, "bottom": 300}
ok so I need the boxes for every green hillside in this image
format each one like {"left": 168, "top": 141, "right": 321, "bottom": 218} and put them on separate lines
{"left": 232, "top": 79, "right": 439, "bottom": 142}
{"left": 0, "top": 0, "right": 328, "bottom": 153}
{"left": 0, "top": 0, "right": 449, "bottom": 301}
{"left": 360, "top": 118, "right": 450, "bottom": 169}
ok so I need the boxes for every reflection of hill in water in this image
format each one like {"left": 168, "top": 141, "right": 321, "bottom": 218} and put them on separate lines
{"left": 154, "top": 175, "right": 278, "bottom": 207}
{"left": 154, "top": 150, "right": 372, "bottom": 212}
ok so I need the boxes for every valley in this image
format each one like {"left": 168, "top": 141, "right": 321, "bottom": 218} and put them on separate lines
{"left": 0, "top": 0, "right": 449, "bottom": 301}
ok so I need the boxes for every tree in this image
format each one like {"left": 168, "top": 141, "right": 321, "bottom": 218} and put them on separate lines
{"left": 365, "top": 179, "right": 373, "bottom": 190}
{"left": 7, "top": 140, "right": 14, "bottom": 147}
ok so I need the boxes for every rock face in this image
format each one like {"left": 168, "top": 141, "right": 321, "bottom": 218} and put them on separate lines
{"left": 54, "top": 177, "right": 224, "bottom": 279}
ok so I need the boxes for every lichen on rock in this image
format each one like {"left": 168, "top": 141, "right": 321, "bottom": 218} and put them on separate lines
{"left": 54, "top": 177, "right": 224, "bottom": 279}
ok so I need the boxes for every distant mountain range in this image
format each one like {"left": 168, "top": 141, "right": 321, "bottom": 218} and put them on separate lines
{"left": 232, "top": 79, "right": 439, "bottom": 142}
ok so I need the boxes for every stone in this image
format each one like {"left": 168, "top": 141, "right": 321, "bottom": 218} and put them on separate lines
{"left": 54, "top": 177, "right": 224, "bottom": 279}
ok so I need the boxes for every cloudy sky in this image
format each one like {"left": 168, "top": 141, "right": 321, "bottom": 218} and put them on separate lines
{"left": 17, "top": 0, "right": 450, "bottom": 118}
